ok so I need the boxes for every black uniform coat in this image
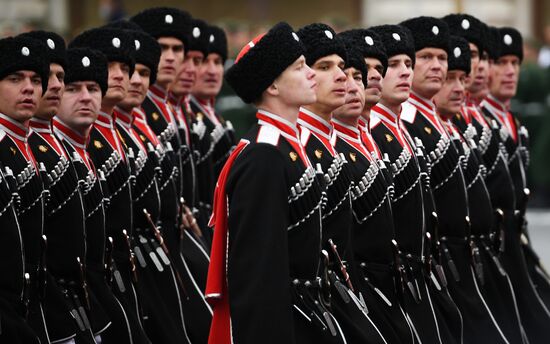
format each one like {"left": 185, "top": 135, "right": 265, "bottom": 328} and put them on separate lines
{"left": 28, "top": 118, "right": 110, "bottom": 342}
{"left": 439, "top": 119, "right": 511, "bottom": 344}
{"left": 298, "top": 109, "right": 387, "bottom": 344}
{"left": 207, "top": 110, "right": 345, "bottom": 344}
{"left": 0, "top": 114, "right": 76, "bottom": 343}
{"left": 333, "top": 119, "right": 416, "bottom": 344}
{"left": 52, "top": 117, "right": 151, "bottom": 344}
{"left": 86, "top": 112, "right": 156, "bottom": 344}
{"left": 370, "top": 104, "right": 443, "bottom": 344}
{"left": 131, "top": 107, "right": 213, "bottom": 344}
{"left": 452, "top": 103, "right": 527, "bottom": 343}
{"left": 401, "top": 95, "right": 471, "bottom": 344}
{"left": 481, "top": 96, "right": 550, "bottom": 344}
{"left": 114, "top": 108, "right": 197, "bottom": 344}
{"left": 0, "top": 148, "right": 39, "bottom": 344}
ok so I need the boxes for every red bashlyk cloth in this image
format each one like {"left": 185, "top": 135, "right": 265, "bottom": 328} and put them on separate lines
{"left": 205, "top": 139, "right": 249, "bottom": 344}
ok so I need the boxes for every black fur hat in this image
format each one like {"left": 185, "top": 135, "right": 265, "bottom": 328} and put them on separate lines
{"left": 400, "top": 16, "right": 450, "bottom": 53}
{"left": 188, "top": 19, "right": 210, "bottom": 56}
{"left": 207, "top": 25, "right": 228, "bottom": 63}
{"left": 485, "top": 26, "right": 502, "bottom": 61}
{"left": 19, "top": 30, "right": 67, "bottom": 69}
{"left": 64, "top": 48, "right": 108, "bottom": 96}
{"left": 496, "top": 27, "right": 523, "bottom": 62}
{"left": 442, "top": 14, "right": 485, "bottom": 55}
{"left": 370, "top": 25, "right": 416, "bottom": 64}
{"left": 337, "top": 33, "right": 368, "bottom": 87}
{"left": 69, "top": 27, "right": 135, "bottom": 76}
{"left": 0, "top": 35, "right": 49, "bottom": 93}
{"left": 105, "top": 20, "right": 161, "bottom": 84}
{"left": 339, "top": 29, "right": 387, "bottom": 75}
{"left": 225, "top": 22, "right": 305, "bottom": 104}
{"left": 297, "top": 23, "right": 348, "bottom": 67}
{"left": 448, "top": 35, "right": 471, "bottom": 73}
{"left": 131, "top": 7, "right": 192, "bottom": 51}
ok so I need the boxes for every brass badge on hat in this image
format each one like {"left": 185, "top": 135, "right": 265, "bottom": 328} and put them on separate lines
{"left": 424, "top": 126, "right": 432, "bottom": 135}
{"left": 93, "top": 140, "right": 103, "bottom": 149}
{"left": 314, "top": 149, "right": 323, "bottom": 159}
{"left": 385, "top": 134, "right": 393, "bottom": 142}
{"left": 10, "top": 147, "right": 16, "bottom": 155}
{"left": 152, "top": 112, "right": 159, "bottom": 121}
{"left": 289, "top": 151, "right": 298, "bottom": 161}
{"left": 38, "top": 145, "right": 48, "bottom": 153}
{"left": 349, "top": 152, "right": 357, "bottom": 162}
{"left": 140, "top": 134, "right": 146, "bottom": 142}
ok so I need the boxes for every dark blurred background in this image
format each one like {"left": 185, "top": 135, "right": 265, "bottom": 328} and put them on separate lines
{"left": 2, "top": 0, "right": 550, "bottom": 206}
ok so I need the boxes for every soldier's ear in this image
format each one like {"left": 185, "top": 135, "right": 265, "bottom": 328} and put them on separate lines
{"left": 265, "top": 83, "right": 279, "bottom": 97}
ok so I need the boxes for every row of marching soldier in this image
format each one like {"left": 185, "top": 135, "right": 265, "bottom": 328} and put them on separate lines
{"left": 0, "top": 6, "right": 548, "bottom": 344}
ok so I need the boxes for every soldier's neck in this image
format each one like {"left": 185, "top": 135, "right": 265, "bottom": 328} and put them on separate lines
{"left": 257, "top": 102, "right": 300, "bottom": 125}
{"left": 378, "top": 99, "right": 402, "bottom": 117}
{"left": 334, "top": 115, "right": 359, "bottom": 127}
{"left": 302, "top": 104, "right": 332, "bottom": 122}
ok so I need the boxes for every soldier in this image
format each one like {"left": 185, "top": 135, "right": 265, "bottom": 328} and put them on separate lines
{"left": 131, "top": 7, "right": 191, "bottom": 206}
{"left": 443, "top": 14, "right": 528, "bottom": 343}
{"left": 368, "top": 24, "right": 442, "bottom": 343}
{"left": 0, "top": 35, "right": 78, "bottom": 344}
{"left": 296, "top": 23, "right": 387, "bottom": 343}
{"left": 207, "top": 22, "right": 344, "bottom": 343}
{"left": 131, "top": 9, "right": 213, "bottom": 342}
{"left": 0, "top": 36, "right": 42, "bottom": 344}
{"left": 68, "top": 28, "right": 154, "bottom": 344}
{"left": 432, "top": 35, "right": 510, "bottom": 343}
{"left": 480, "top": 26, "right": 550, "bottom": 343}
{"left": 190, "top": 24, "right": 237, "bottom": 180}
{"left": 110, "top": 20, "right": 210, "bottom": 344}
{"left": 164, "top": 16, "right": 213, "bottom": 293}
{"left": 22, "top": 30, "right": 109, "bottom": 344}
{"left": 335, "top": 29, "right": 416, "bottom": 344}
{"left": 53, "top": 47, "right": 151, "bottom": 344}
{"left": 171, "top": 18, "right": 215, "bottom": 238}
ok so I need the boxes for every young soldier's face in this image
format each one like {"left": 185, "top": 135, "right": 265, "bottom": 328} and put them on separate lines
{"left": 58, "top": 81, "right": 102, "bottom": 132}
{"left": 103, "top": 61, "right": 130, "bottom": 107}
{"left": 193, "top": 53, "right": 224, "bottom": 99}
{"left": 170, "top": 50, "right": 203, "bottom": 96}
{"left": 433, "top": 70, "right": 466, "bottom": 117}
{"left": 364, "top": 57, "right": 384, "bottom": 106}
{"left": 118, "top": 64, "right": 151, "bottom": 110}
{"left": 0, "top": 70, "right": 42, "bottom": 123}
{"left": 412, "top": 47, "right": 448, "bottom": 98}
{"left": 333, "top": 67, "right": 365, "bottom": 119}
{"left": 464, "top": 43, "right": 479, "bottom": 90}
{"left": 380, "top": 54, "right": 413, "bottom": 106}
{"left": 489, "top": 55, "right": 520, "bottom": 101}
{"left": 310, "top": 54, "right": 347, "bottom": 112}
{"left": 271, "top": 55, "right": 317, "bottom": 107}
{"left": 156, "top": 37, "right": 184, "bottom": 88}
{"left": 36, "top": 63, "right": 65, "bottom": 119}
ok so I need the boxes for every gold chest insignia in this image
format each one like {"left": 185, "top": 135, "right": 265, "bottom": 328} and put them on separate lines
{"left": 152, "top": 112, "right": 159, "bottom": 121}
{"left": 424, "top": 126, "right": 432, "bottom": 135}
{"left": 139, "top": 134, "right": 146, "bottom": 142}
{"left": 38, "top": 145, "right": 48, "bottom": 153}
{"left": 289, "top": 151, "right": 298, "bottom": 161}
{"left": 93, "top": 140, "right": 103, "bottom": 149}
{"left": 385, "top": 134, "right": 393, "bottom": 142}
{"left": 10, "top": 146, "right": 17, "bottom": 155}
{"left": 196, "top": 112, "right": 204, "bottom": 120}
{"left": 455, "top": 113, "right": 462, "bottom": 120}
{"left": 314, "top": 149, "right": 323, "bottom": 159}
{"left": 349, "top": 152, "right": 357, "bottom": 162}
